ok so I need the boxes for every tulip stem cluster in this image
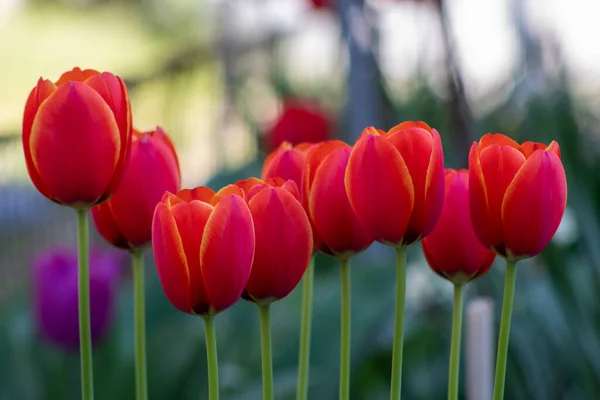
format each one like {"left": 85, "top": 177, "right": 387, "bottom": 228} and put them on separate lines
{"left": 339, "top": 258, "right": 351, "bottom": 400}
{"left": 203, "top": 316, "right": 220, "bottom": 400}
{"left": 390, "top": 248, "right": 407, "bottom": 400}
{"left": 448, "top": 283, "right": 464, "bottom": 400}
{"left": 76, "top": 209, "right": 94, "bottom": 400}
{"left": 259, "top": 304, "right": 274, "bottom": 400}
{"left": 132, "top": 251, "right": 148, "bottom": 400}
{"left": 296, "top": 256, "right": 315, "bottom": 400}
{"left": 493, "top": 261, "right": 518, "bottom": 400}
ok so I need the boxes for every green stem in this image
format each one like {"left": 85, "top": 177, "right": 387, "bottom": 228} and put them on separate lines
{"left": 493, "top": 260, "right": 518, "bottom": 400}
{"left": 259, "top": 304, "right": 274, "bottom": 400}
{"left": 390, "top": 247, "right": 407, "bottom": 400}
{"left": 203, "top": 316, "right": 219, "bottom": 400}
{"left": 77, "top": 208, "right": 93, "bottom": 400}
{"left": 296, "top": 255, "right": 315, "bottom": 400}
{"left": 132, "top": 251, "right": 147, "bottom": 400}
{"left": 339, "top": 258, "right": 351, "bottom": 400}
{"left": 448, "top": 283, "right": 464, "bottom": 400}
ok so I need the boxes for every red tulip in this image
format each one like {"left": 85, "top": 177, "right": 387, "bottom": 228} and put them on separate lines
{"left": 228, "top": 178, "right": 313, "bottom": 304}
{"left": 92, "top": 127, "right": 181, "bottom": 250}
{"left": 345, "top": 121, "right": 445, "bottom": 247}
{"left": 23, "top": 67, "right": 132, "bottom": 207}
{"left": 302, "top": 140, "right": 373, "bottom": 259}
{"left": 266, "top": 101, "right": 331, "bottom": 151}
{"left": 469, "top": 134, "right": 567, "bottom": 260}
{"left": 422, "top": 169, "right": 496, "bottom": 283}
{"left": 152, "top": 187, "right": 255, "bottom": 316}
{"left": 262, "top": 141, "right": 312, "bottom": 189}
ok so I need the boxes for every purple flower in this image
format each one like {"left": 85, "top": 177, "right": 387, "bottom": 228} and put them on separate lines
{"left": 33, "top": 248, "right": 122, "bottom": 351}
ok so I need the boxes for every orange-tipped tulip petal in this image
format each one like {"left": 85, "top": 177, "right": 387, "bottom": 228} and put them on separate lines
{"left": 501, "top": 150, "right": 567, "bottom": 259}
{"left": 92, "top": 127, "right": 181, "bottom": 250}
{"left": 345, "top": 134, "right": 414, "bottom": 246}
{"left": 308, "top": 145, "right": 373, "bottom": 259}
{"left": 244, "top": 184, "right": 312, "bottom": 303}
{"left": 468, "top": 134, "right": 567, "bottom": 260}
{"left": 22, "top": 67, "right": 132, "bottom": 207}
{"left": 422, "top": 169, "right": 496, "bottom": 283}
{"left": 152, "top": 188, "right": 255, "bottom": 316}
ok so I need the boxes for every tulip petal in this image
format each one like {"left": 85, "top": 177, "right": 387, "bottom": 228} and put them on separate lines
{"left": 55, "top": 68, "right": 100, "bottom": 86}
{"left": 472, "top": 143, "right": 526, "bottom": 254}
{"left": 200, "top": 195, "right": 255, "bottom": 314}
{"left": 85, "top": 73, "right": 132, "bottom": 202}
{"left": 177, "top": 187, "right": 215, "bottom": 203}
{"left": 310, "top": 147, "right": 373, "bottom": 258}
{"left": 91, "top": 202, "right": 129, "bottom": 249}
{"left": 152, "top": 202, "right": 192, "bottom": 313}
{"left": 262, "top": 145, "right": 307, "bottom": 187}
{"left": 421, "top": 129, "right": 446, "bottom": 239}
{"left": 30, "top": 82, "right": 121, "bottom": 205}
{"left": 478, "top": 133, "right": 521, "bottom": 152}
{"left": 546, "top": 141, "right": 561, "bottom": 159}
{"left": 387, "top": 125, "right": 436, "bottom": 243}
{"left": 246, "top": 187, "right": 312, "bottom": 302}
{"left": 22, "top": 78, "right": 57, "bottom": 201}
{"left": 211, "top": 184, "right": 246, "bottom": 205}
{"left": 501, "top": 150, "right": 567, "bottom": 259}
{"left": 170, "top": 200, "right": 214, "bottom": 314}
{"left": 345, "top": 134, "right": 414, "bottom": 246}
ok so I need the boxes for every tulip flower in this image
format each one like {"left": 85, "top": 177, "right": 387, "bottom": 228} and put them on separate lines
{"left": 266, "top": 100, "right": 331, "bottom": 151}
{"left": 91, "top": 126, "right": 180, "bottom": 400}
{"left": 261, "top": 143, "right": 315, "bottom": 400}
{"left": 344, "top": 121, "right": 445, "bottom": 400}
{"left": 468, "top": 133, "right": 567, "bottom": 400}
{"left": 301, "top": 140, "right": 373, "bottom": 400}
{"left": 422, "top": 169, "right": 496, "bottom": 400}
{"left": 22, "top": 67, "right": 133, "bottom": 400}
{"left": 33, "top": 248, "right": 122, "bottom": 351}
{"left": 152, "top": 186, "right": 255, "bottom": 400}
{"left": 225, "top": 178, "right": 312, "bottom": 400}
{"left": 92, "top": 127, "right": 180, "bottom": 250}
{"left": 23, "top": 67, "right": 132, "bottom": 208}
{"left": 422, "top": 169, "right": 496, "bottom": 285}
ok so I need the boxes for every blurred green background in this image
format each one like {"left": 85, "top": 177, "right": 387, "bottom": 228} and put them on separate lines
{"left": 0, "top": 0, "right": 596, "bottom": 399}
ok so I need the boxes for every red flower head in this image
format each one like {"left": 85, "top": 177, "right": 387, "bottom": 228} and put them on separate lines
{"left": 226, "top": 178, "right": 312, "bottom": 304}
{"left": 266, "top": 101, "right": 331, "bottom": 152}
{"left": 23, "top": 67, "right": 132, "bottom": 207}
{"left": 92, "top": 127, "right": 181, "bottom": 250}
{"left": 302, "top": 140, "right": 373, "bottom": 259}
{"left": 345, "top": 121, "right": 445, "bottom": 247}
{"left": 422, "top": 169, "right": 496, "bottom": 284}
{"left": 152, "top": 187, "right": 255, "bottom": 316}
{"left": 469, "top": 134, "right": 567, "bottom": 260}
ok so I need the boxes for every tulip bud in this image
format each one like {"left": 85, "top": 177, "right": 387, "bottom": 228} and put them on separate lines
{"left": 22, "top": 67, "right": 133, "bottom": 208}
{"left": 33, "top": 248, "right": 122, "bottom": 351}
{"left": 91, "top": 127, "right": 181, "bottom": 250}
{"left": 302, "top": 140, "right": 373, "bottom": 259}
{"left": 151, "top": 187, "right": 255, "bottom": 316}
{"left": 422, "top": 169, "right": 496, "bottom": 283}
{"left": 227, "top": 178, "right": 313, "bottom": 304}
{"left": 468, "top": 134, "right": 567, "bottom": 260}
{"left": 345, "top": 121, "right": 445, "bottom": 247}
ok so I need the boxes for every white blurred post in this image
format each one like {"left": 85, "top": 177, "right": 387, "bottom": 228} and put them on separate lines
{"left": 466, "top": 298, "right": 494, "bottom": 400}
